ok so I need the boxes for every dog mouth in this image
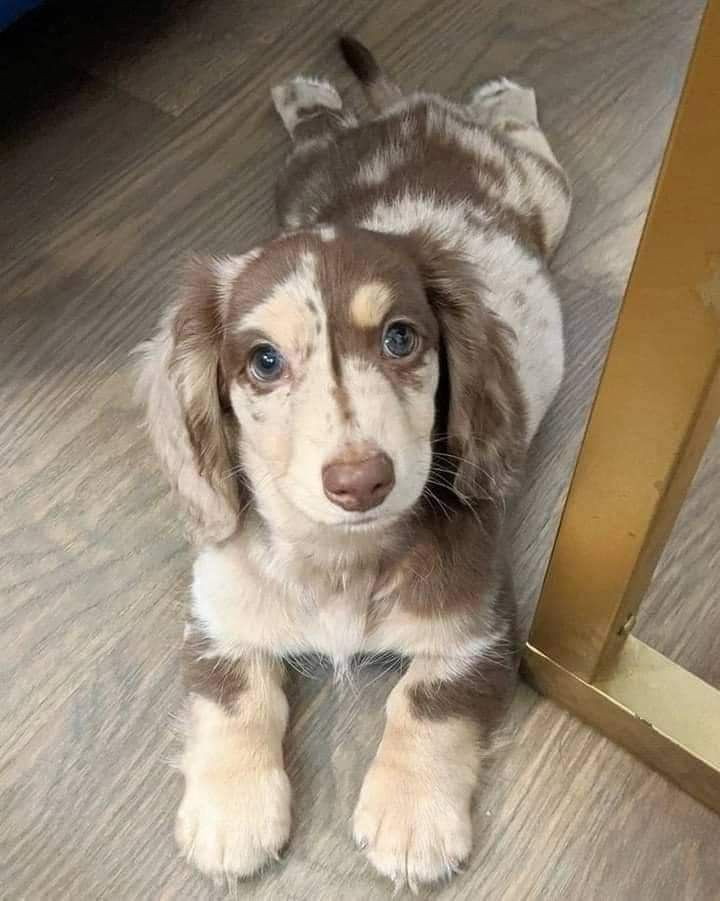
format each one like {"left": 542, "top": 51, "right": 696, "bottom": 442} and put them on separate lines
{"left": 348, "top": 515, "right": 382, "bottom": 528}
{"left": 330, "top": 511, "right": 403, "bottom": 532}
{"left": 333, "top": 514, "right": 382, "bottom": 529}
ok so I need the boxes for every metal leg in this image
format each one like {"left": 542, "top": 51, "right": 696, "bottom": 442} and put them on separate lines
{"left": 525, "top": 0, "right": 720, "bottom": 813}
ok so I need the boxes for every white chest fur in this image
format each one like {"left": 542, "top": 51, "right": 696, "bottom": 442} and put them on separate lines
{"left": 192, "top": 527, "right": 501, "bottom": 668}
{"left": 192, "top": 534, "right": 373, "bottom": 665}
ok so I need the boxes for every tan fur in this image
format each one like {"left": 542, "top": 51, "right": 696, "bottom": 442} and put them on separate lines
{"left": 176, "top": 662, "right": 290, "bottom": 879}
{"left": 349, "top": 281, "right": 394, "bottom": 329}
{"left": 238, "top": 251, "right": 321, "bottom": 355}
{"left": 354, "top": 662, "right": 482, "bottom": 889}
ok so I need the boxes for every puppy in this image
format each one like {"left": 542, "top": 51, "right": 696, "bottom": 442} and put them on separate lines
{"left": 138, "top": 36, "right": 570, "bottom": 890}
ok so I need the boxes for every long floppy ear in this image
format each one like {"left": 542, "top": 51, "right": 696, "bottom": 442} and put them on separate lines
{"left": 136, "top": 257, "right": 244, "bottom": 544}
{"left": 414, "top": 240, "right": 528, "bottom": 504}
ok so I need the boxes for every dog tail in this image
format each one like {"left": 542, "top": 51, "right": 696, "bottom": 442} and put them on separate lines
{"left": 339, "top": 35, "right": 403, "bottom": 112}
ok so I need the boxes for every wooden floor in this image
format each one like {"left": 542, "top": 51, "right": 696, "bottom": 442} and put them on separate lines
{"left": 2, "top": 0, "right": 718, "bottom": 898}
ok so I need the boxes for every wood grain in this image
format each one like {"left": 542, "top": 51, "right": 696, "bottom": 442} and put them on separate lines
{"left": 2, "top": 0, "right": 717, "bottom": 898}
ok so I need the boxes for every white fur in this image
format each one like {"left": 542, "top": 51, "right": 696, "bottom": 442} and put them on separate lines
{"left": 316, "top": 225, "right": 336, "bottom": 242}
{"left": 212, "top": 250, "right": 260, "bottom": 315}
{"left": 192, "top": 518, "right": 503, "bottom": 670}
{"left": 355, "top": 142, "right": 407, "bottom": 186}
{"left": 191, "top": 522, "right": 372, "bottom": 663}
{"left": 272, "top": 76, "right": 359, "bottom": 139}
{"left": 271, "top": 77, "right": 343, "bottom": 134}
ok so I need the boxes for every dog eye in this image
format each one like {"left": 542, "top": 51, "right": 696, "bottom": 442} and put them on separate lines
{"left": 248, "top": 344, "right": 286, "bottom": 381}
{"left": 382, "top": 322, "right": 418, "bottom": 359}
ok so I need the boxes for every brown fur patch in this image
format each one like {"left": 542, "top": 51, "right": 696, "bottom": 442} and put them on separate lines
{"left": 277, "top": 98, "right": 552, "bottom": 257}
{"left": 393, "top": 507, "right": 501, "bottom": 617}
{"left": 183, "top": 627, "right": 247, "bottom": 712}
{"left": 339, "top": 34, "right": 403, "bottom": 111}
{"left": 527, "top": 206, "right": 548, "bottom": 256}
{"left": 144, "top": 256, "right": 246, "bottom": 543}
{"left": 395, "top": 231, "right": 528, "bottom": 504}
{"left": 331, "top": 381, "right": 355, "bottom": 424}
{"left": 408, "top": 653, "right": 515, "bottom": 735}
{"left": 172, "top": 263, "right": 230, "bottom": 482}
{"left": 407, "top": 576, "right": 519, "bottom": 734}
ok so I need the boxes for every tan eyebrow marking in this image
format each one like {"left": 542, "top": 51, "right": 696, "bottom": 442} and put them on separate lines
{"left": 237, "top": 252, "right": 320, "bottom": 354}
{"left": 350, "top": 281, "right": 394, "bottom": 329}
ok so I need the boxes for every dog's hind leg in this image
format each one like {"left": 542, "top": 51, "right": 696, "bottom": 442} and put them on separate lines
{"left": 272, "top": 77, "right": 360, "bottom": 231}
{"left": 272, "top": 77, "right": 357, "bottom": 144}
{"left": 469, "top": 78, "right": 571, "bottom": 255}
{"left": 468, "top": 77, "right": 558, "bottom": 163}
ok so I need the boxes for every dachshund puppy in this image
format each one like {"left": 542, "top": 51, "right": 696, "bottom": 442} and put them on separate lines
{"left": 138, "top": 36, "right": 570, "bottom": 890}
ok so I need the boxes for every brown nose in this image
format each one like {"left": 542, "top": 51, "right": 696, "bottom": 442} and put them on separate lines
{"left": 322, "top": 451, "right": 395, "bottom": 512}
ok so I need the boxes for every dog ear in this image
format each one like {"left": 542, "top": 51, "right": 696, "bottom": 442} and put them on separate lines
{"left": 137, "top": 257, "right": 245, "bottom": 544}
{"left": 414, "top": 240, "right": 527, "bottom": 505}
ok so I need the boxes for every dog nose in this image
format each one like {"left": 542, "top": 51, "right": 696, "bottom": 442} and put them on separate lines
{"left": 322, "top": 451, "right": 395, "bottom": 512}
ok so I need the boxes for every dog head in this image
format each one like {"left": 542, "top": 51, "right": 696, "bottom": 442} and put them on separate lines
{"left": 139, "top": 227, "right": 525, "bottom": 545}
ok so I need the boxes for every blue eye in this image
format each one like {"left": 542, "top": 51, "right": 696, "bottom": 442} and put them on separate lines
{"left": 249, "top": 344, "right": 285, "bottom": 381}
{"left": 382, "top": 322, "right": 418, "bottom": 359}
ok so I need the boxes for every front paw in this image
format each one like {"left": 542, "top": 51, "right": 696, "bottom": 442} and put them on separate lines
{"left": 353, "top": 762, "right": 473, "bottom": 890}
{"left": 176, "top": 765, "right": 291, "bottom": 881}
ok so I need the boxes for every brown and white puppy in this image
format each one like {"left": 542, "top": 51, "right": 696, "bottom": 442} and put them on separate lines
{"left": 138, "top": 36, "right": 570, "bottom": 891}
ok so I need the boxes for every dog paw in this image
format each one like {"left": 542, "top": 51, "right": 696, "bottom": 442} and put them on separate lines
{"left": 471, "top": 76, "right": 520, "bottom": 101}
{"left": 176, "top": 765, "right": 291, "bottom": 880}
{"left": 353, "top": 762, "right": 473, "bottom": 890}
{"left": 271, "top": 76, "right": 343, "bottom": 134}
{"left": 469, "top": 77, "right": 538, "bottom": 127}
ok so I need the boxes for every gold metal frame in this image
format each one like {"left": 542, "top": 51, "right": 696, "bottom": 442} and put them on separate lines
{"left": 524, "top": 0, "right": 720, "bottom": 813}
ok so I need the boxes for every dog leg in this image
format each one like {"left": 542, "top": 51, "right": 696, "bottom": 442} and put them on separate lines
{"left": 175, "top": 627, "right": 291, "bottom": 882}
{"left": 272, "top": 76, "right": 357, "bottom": 143}
{"left": 471, "top": 78, "right": 560, "bottom": 157}
{"left": 469, "top": 77, "right": 571, "bottom": 254}
{"left": 353, "top": 637, "right": 516, "bottom": 890}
